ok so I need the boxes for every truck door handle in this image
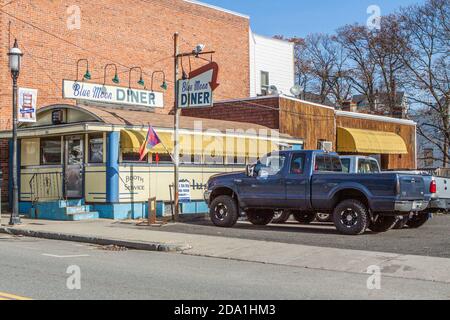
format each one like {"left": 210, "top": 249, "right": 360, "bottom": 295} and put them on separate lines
{"left": 234, "top": 179, "right": 242, "bottom": 183}
{"left": 286, "top": 181, "right": 294, "bottom": 185}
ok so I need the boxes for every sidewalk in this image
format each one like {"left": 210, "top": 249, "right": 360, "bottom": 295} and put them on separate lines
{"left": 1, "top": 215, "right": 450, "bottom": 285}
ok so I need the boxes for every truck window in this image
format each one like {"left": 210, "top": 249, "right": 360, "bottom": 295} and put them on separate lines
{"left": 257, "top": 154, "right": 287, "bottom": 177}
{"left": 315, "top": 155, "right": 329, "bottom": 171}
{"left": 341, "top": 158, "right": 350, "bottom": 173}
{"left": 358, "top": 159, "right": 379, "bottom": 173}
{"left": 369, "top": 160, "right": 380, "bottom": 173}
{"left": 290, "top": 154, "right": 306, "bottom": 174}
{"left": 331, "top": 157, "right": 343, "bottom": 172}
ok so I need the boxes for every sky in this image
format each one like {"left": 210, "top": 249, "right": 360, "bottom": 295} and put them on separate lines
{"left": 200, "top": 0, "right": 425, "bottom": 38}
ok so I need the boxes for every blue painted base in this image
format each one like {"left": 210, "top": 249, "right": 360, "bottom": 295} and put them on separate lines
{"left": 19, "top": 199, "right": 210, "bottom": 221}
{"left": 93, "top": 203, "right": 149, "bottom": 220}
{"left": 19, "top": 200, "right": 99, "bottom": 221}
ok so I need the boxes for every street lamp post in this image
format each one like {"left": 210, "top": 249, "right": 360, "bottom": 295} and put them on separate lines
{"left": 8, "top": 39, "right": 23, "bottom": 225}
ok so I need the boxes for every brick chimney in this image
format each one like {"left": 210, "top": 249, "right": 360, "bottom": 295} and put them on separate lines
{"left": 342, "top": 101, "right": 357, "bottom": 112}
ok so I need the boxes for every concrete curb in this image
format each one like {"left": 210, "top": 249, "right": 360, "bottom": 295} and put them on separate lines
{"left": 0, "top": 227, "right": 192, "bottom": 252}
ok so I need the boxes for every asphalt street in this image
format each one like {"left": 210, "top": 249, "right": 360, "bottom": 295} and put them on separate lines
{"left": 129, "top": 214, "right": 450, "bottom": 258}
{"left": 1, "top": 234, "right": 449, "bottom": 300}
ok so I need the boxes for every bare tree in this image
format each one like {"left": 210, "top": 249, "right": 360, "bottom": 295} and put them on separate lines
{"left": 337, "top": 24, "right": 379, "bottom": 112}
{"left": 398, "top": 0, "right": 450, "bottom": 166}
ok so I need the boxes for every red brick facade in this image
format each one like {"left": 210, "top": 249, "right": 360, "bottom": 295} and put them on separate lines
{"left": 182, "top": 97, "right": 280, "bottom": 129}
{"left": 0, "top": 0, "right": 250, "bottom": 130}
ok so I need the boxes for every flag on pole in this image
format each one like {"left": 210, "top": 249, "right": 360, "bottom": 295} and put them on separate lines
{"left": 139, "top": 127, "right": 162, "bottom": 161}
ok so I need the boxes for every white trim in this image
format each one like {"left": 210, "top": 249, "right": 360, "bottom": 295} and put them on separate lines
{"left": 253, "top": 33, "right": 295, "bottom": 46}
{"left": 336, "top": 110, "right": 417, "bottom": 126}
{"left": 183, "top": 0, "right": 249, "bottom": 19}
{"left": 216, "top": 95, "right": 280, "bottom": 104}
{"left": 280, "top": 94, "right": 336, "bottom": 110}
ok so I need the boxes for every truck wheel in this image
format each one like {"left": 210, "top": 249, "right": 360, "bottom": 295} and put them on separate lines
{"left": 293, "top": 211, "right": 316, "bottom": 224}
{"left": 333, "top": 199, "right": 369, "bottom": 235}
{"left": 406, "top": 212, "right": 431, "bottom": 229}
{"left": 247, "top": 210, "right": 274, "bottom": 226}
{"left": 316, "top": 213, "right": 332, "bottom": 223}
{"left": 272, "top": 210, "right": 291, "bottom": 224}
{"left": 209, "top": 195, "right": 239, "bottom": 228}
{"left": 368, "top": 215, "right": 397, "bottom": 233}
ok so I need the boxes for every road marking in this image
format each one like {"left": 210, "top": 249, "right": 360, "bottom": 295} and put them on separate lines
{"left": 0, "top": 292, "right": 32, "bottom": 300}
{"left": 42, "top": 254, "right": 90, "bottom": 258}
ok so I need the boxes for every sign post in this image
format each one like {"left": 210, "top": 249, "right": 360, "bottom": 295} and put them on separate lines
{"left": 172, "top": 33, "right": 218, "bottom": 221}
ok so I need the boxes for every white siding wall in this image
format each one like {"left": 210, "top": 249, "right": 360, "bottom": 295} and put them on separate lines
{"left": 249, "top": 32, "right": 294, "bottom": 97}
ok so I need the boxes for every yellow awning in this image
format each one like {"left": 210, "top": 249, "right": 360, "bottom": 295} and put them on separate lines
{"left": 337, "top": 127, "right": 408, "bottom": 154}
{"left": 120, "top": 130, "right": 144, "bottom": 152}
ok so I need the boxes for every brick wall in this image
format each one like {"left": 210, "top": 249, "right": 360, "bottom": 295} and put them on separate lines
{"left": 0, "top": 0, "right": 250, "bottom": 130}
{"left": 182, "top": 97, "right": 280, "bottom": 129}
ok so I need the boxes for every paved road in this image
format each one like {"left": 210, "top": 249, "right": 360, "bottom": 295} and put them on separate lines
{"left": 1, "top": 234, "right": 449, "bottom": 300}
{"left": 129, "top": 215, "right": 450, "bottom": 258}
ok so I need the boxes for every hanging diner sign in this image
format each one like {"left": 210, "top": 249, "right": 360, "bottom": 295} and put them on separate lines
{"left": 63, "top": 80, "right": 164, "bottom": 108}
{"left": 178, "top": 62, "right": 219, "bottom": 109}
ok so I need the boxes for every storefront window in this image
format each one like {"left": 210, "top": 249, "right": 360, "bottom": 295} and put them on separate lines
{"left": 89, "top": 133, "right": 103, "bottom": 163}
{"left": 151, "top": 153, "right": 171, "bottom": 164}
{"left": 122, "top": 151, "right": 147, "bottom": 162}
{"left": 41, "top": 137, "right": 62, "bottom": 165}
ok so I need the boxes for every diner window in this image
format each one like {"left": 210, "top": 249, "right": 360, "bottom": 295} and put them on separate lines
{"left": 151, "top": 153, "right": 172, "bottom": 164}
{"left": 260, "top": 71, "right": 270, "bottom": 95}
{"left": 88, "top": 133, "right": 104, "bottom": 163}
{"left": 122, "top": 151, "right": 147, "bottom": 163}
{"left": 41, "top": 137, "right": 62, "bottom": 165}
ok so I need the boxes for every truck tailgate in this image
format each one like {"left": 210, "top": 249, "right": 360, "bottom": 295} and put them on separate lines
{"left": 398, "top": 175, "right": 425, "bottom": 199}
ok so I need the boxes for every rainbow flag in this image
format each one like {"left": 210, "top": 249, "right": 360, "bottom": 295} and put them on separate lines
{"left": 139, "top": 126, "right": 162, "bottom": 161}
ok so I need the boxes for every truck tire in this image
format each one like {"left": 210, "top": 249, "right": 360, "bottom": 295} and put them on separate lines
{"left": 247, "top": 210, "right": 275, "bottom": 226}
{"left": 272, "top": 210, "right": 291, "bottom": 224}
{"left": 333, "top": 199, "right": 369, "bottom": 235}
{"left": 368, "top": 215, "right": 397, "bottom": 233}
{"left": 293, "top": 211, "right": 316, "bottom": 224}
{"left": 406, "top": 212, "right": 431, "bottom": 229}
{"left": 316, "top": 213, "right": 332, "bottom": 223}
{"left": 209, "top": 195, "right": 239, "bottom": 228}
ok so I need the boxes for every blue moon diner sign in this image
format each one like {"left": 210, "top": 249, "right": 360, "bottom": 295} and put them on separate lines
{"left": 63, "top": 80, "right": 164, "bottom": 108}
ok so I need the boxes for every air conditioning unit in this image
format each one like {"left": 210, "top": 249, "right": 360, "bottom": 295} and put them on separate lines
{"left": 318, "top": 141, "right": 333, "bottom": 152}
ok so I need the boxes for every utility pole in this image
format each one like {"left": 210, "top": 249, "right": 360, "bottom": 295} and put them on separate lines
{"left": 173, "top": 32, "right": 180, "bottom": 221}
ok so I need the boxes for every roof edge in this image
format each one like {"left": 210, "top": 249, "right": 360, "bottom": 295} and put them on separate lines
{"left": 183, "top": 0, "right": 250, "bottom": 19}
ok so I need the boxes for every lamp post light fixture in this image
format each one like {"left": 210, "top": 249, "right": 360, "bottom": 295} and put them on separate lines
{"left": 104, "top": 63, "right": 120, "bottom": 85}
{"left": 76, "top": 58, "right": 91, "bottom": 81}
{"left": 8, "top": 39, "right": 23, "bottom": 225}
{"left": 151, "top": 70, "right": 168, "bottom": 91}
{"left": 128, "top": 67, "right": 145, "bottom": 94}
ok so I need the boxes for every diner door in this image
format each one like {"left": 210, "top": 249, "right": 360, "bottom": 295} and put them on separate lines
{"left": 65, "top": 136, "right": 84, "bottom": 198}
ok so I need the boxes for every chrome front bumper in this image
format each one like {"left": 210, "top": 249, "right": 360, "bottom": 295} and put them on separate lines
{"left": 394, "top": 200, "right": 429, "bottom": 212}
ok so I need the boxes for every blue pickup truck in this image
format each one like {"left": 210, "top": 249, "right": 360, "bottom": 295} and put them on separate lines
{"left": 204, "top": 150, "right": 430, "bottom": 235}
